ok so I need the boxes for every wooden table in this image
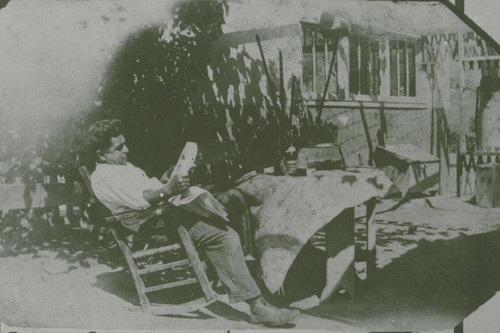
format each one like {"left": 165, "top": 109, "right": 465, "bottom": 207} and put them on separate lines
{"left": 320, "top": 198, "right": 377, "bottom": 302}
{"left": 375, "top": 144, "right": 439, "bottom": 197}
{"left": 236, "top": 170, "right": 390, "bottom": 302}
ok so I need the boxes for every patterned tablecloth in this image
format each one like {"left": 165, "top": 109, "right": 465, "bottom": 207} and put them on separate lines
{"left": 236, "top": 170, "right": 392, "bottom": 293}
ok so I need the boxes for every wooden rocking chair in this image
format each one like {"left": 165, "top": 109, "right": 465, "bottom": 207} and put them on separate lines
{"left": 79, "top": 166, "right": 217, "bottom": 315}
{"left": 78, "top": 140, "right": 251, "bottom": 315}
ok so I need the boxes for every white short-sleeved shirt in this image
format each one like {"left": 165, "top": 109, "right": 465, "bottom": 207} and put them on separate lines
{"left": 91, "top": 163, "right": 164, "bottom": 232}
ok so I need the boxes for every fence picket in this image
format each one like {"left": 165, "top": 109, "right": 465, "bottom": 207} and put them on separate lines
{"left": 456, "top": 147, "right": 500, "bottom": 197}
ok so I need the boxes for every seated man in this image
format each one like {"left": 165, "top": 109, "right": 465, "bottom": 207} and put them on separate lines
{"left": 87, "top": 119, "right": 298, "bottom": 325}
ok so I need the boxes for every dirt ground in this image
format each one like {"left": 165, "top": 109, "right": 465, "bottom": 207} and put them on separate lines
{"left": 0, "top": 194, "right": 499, "bottom": 332}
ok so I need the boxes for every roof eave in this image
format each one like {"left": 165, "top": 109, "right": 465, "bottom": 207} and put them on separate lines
{"left": 398, "top": 0, "right": 500, "bottom": 54}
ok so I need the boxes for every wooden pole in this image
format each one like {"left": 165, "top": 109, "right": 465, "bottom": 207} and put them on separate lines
{"left": 315, "top": 35, "right": 340, "bottom": 125}
{"left": 289, "top": 75, "right": 296, "bottom": 128}
{"left": 359, "top": 102, "right": 374, "bottom": 166}
{"left": 379, "top": 106, "right": 387, "bottom": 136}
{"left": 437, "top": 108, "right": 443, "bottom": 195}
{"left": 439, "top": 108, "right": 451, "bottom": 170}
{"left": 255, "top": 35, "right": 282, "bottom": 125}
{"left": 429, "top": 64, "right": 436, "bottom": 155}
{"left": 431, "top": 105, "right": 435, "bottom": 154}
{"left": 279, "top": 50, "right": 286, "bottom": 113}
{"left": 475, "top": 86, "right": 481, "bottom": 150}
{"left": 456, "top": 148, "right": 462, "bottom": 197}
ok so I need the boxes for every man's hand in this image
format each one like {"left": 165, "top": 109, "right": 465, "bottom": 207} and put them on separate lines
{"left": 168, "top": 173, "right": 191, "bottom": 195}
{"left": 160, "top": 165, "right": 175, "bottom": 184}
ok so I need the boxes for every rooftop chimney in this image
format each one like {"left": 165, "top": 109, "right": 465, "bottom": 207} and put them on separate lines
{"left": 456, "top": 0, "right": 465, "bottom": 14}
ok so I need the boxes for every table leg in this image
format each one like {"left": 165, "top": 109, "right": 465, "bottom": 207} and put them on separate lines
{"left": 365, "top": 199, "right": 377, "bottom": 279}
{"left": 320, "top": 207, "right": 355, "bottom": 302}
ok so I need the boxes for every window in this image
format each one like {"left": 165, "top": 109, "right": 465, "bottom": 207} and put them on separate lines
{"left": 390, "top": 40, "right": 416, "bottom": 97}
{"left": 302, "top": 25, "right": 337, "bottom": 95}
{"left": 301, "top": 26, "right": 419, "bottom": 100}
{"left": 349, "top": 35, "right": 381, "bottom": 96}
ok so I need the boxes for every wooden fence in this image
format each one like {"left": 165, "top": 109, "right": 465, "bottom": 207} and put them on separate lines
{"left": 0, "top": 181, "right": 86, "bottom": 214}
{"left": 456, "top": 148, "right": 500, "bottom": 197}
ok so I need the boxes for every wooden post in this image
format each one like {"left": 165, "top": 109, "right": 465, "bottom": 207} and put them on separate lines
{"left": 359, "top": 102, "right": 375, "bottom": 166}
{"left": 437, "top": 108, "right": 443, "bottom": 195}
{"left": 440, "top": 108, "right": 451, "bottom": 169}
{"left": 321, "top": 207, "right": 355, "bottom": 302}
{"left": 312, "top": 29, "right": 317, "bottom": 93}
{"left": 365, "top": 199, "right": 377, "bottom": 279}
{"left": 431, "top": 105, "right": 435, "bottom": 155}
{"left": 475, "top": 86, "right": 482, "bottom": 150}
{"left": 289, "top": 75, "right": 296, "bottom": 128}
{"left": 457, "top": 148, "right": 462, "bottom": 197}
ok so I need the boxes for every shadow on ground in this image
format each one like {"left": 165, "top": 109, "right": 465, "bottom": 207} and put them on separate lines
{"left": 0, "top": 222, "right": 123, "bottom": 269}
{"left": 299, "top": 229, "right": 500, "bottom": 331}
{"left": 89, "top": 211, "right": 500, "bottom": 330}
{"left": 3, "top": 198, "right": 497, "bottom": 331}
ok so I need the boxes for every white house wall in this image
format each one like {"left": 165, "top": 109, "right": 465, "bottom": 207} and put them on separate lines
{"left": 214, "top": 24, "right": 439, "bottom": 166}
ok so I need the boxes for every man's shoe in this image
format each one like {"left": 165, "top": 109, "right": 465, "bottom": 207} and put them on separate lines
{"left": 249, "top": 299, "right": 300, "bottom": 326}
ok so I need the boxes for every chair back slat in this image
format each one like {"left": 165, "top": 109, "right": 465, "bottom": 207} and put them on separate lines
{"left": 78, "top": 165, "right": 120, "bottom": 233}
{"left": 78, "top": 166, "right": 97, "bottom": 204}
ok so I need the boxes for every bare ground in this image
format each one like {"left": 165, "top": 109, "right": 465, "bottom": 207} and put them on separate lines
{"left": 0, "top": 194, "right": 499, "bottom": 331}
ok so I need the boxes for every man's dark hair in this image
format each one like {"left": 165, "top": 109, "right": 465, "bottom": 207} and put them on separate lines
{"left": 85, "top": 119, "right": 123, "bottom": 163}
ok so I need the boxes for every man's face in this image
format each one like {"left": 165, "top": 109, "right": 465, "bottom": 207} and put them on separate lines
{"left": 99, "top": 134, "right": 129, "bottom": 165}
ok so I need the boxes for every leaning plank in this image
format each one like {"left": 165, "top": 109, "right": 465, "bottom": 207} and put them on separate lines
{"left": 358, "top": 103, "right": 374, "bottom": 166}
{"left": 0, "top": 182, "right": 85, "bottom": 211}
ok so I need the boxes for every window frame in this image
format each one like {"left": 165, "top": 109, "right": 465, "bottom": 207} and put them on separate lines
{"left": 389, "top": 38, "right": 417, "bottom": 98}
{"left": 300, "top": 23, "right": 420, "bottom": 102}
{"left": 301, "top": 23, "right": 338, "bottom": 97}
{"left": 349, "top": 34, "right": 382, "bottom": 98}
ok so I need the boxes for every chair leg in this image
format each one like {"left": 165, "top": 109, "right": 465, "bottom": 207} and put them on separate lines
{"left": 176, "top": 224, "right": 216, "bottom": 303}
{"left": 111, "top": 229, "right": 151, "bottom": 312}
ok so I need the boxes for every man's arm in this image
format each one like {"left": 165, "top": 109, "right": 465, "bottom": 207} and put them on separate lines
{"left": 143, "top": 174, "right": 190, "bottom": 205}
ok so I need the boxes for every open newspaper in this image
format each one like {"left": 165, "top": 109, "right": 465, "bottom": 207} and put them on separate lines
{"left": 167, "top": 142, "right": 229, "bottom": 223}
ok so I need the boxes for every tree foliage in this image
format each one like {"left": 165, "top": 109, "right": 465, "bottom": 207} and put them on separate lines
{"left": 0, "top": 0, "right": 339, "bottom": 254}
{"left": 1, "top": 0, "right": 338, "bottom": 183}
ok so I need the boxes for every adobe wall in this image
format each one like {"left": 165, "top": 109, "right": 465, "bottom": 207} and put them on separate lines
{"left": 214, "top": 26, "right": 437, "bottom": 165}
{"left": 312, "top": 52, "right": 435, "bottom": 165}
